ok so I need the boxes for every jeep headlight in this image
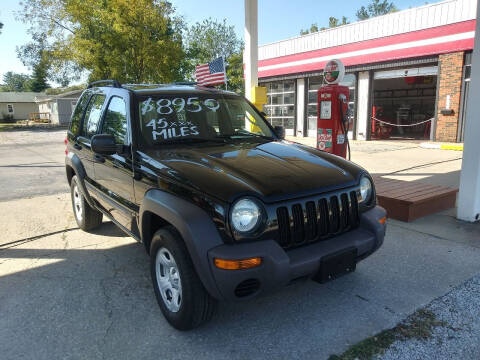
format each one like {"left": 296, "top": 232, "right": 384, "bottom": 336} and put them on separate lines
{"left": 231, "top": 198, "right": 261, "bottom": 233}
{"left": 359, "top": 176, "right": 373, "bottom": 204}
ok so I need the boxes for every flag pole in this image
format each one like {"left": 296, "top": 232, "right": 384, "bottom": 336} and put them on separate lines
{"left": 224, "top": 56, "right": 228, "bottom": 91}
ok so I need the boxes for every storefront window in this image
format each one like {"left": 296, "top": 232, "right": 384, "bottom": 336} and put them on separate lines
{"left": 307, "top": 76, "right": 323, "bottom": 137}
{"left": 263, "top": 80, "right": 296, "bottom": 135}
{"left": 306, "top": 73, "right": 356, "bottom": 137}
{"left": 340, "top": 74, "right": 356, "bottom": 132}
{"left": 464, "top": 52, "right": 471, "bottom": 81}
{"left": 458, "top": 52, "right": 472, "bottom": 142}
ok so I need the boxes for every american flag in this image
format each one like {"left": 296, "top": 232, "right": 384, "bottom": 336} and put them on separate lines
{"left": 195, "top": 57, "right": 227, "bottom": 86}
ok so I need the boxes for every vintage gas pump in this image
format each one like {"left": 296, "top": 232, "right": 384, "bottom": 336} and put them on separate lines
{"left": 317, "top": 59, "right": 351, "bottom": 159}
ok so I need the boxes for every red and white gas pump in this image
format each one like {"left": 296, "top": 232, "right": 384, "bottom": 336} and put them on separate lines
{"left": 317, "top": 59, "right": 351, "bottom": 159}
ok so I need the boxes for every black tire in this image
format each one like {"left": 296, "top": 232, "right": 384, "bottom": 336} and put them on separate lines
{"left": 150, "top": 226, "right": 217, "bottom": 330}
{"left": 70, "top": 175, "right": 103, "bottom": 231}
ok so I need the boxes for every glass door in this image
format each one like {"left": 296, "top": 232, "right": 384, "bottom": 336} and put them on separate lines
{"left": 263, "top": 80, "right": 296, "bottom": 136}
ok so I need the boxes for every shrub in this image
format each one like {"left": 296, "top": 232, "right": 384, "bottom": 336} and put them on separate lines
{"left": 0, "top": 113, "right": 15, "bottom": 123}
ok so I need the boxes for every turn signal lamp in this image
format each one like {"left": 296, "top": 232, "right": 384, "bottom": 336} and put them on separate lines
{"left": 214, "top": 257, "right": 262, "bottom": 270}
{"left": 379, "top": 216, "right": 387, "bottom": 225}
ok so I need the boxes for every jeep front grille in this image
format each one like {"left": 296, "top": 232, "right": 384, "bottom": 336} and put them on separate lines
{"left": 275, "top": 191, "right": 359, "bottom": 249}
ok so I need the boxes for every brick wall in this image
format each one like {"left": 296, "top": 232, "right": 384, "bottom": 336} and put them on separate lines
{"left": 435, "top": 52, "right": 465, "bottom": 142}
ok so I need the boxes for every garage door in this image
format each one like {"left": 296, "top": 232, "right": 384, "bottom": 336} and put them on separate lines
{"left": 374, "top": 66, "right": 438, "bottom": 80}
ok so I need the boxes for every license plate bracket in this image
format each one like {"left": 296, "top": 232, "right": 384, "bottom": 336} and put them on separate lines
{"left": 314, "top": 247, "right": 357, "bottom": 283}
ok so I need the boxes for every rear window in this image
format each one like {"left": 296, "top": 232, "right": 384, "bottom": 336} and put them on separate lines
{"left": 69, "top": 91, "right": 91, "bottom": 135}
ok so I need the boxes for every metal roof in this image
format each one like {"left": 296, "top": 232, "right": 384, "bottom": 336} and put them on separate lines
{"left": 55, "top": 89, "right": 84, "bottom": 98}
{"left": 258, "top": 0, "right": 476, "bottom": 61}
{"left": 35, "top": 89, "right": 84, "bottom": 103}
{"left": 0, "top": 92, "right": 45, "bottom": 103}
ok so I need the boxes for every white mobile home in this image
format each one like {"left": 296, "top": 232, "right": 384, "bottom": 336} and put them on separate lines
{"left": 0, "top": 92, "right": 43, "bottom": 121}
{"left": 36, "top": 89, "right": 84, "bottom": 125}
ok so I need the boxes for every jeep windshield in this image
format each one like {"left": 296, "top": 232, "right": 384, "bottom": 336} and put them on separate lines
{"left": 137, "top": 94, "right": 275, "bottom": 146}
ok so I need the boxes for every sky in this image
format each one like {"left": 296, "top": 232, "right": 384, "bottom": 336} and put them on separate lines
{"left": 0, "top": 0, "right": 434, "bottom": 86}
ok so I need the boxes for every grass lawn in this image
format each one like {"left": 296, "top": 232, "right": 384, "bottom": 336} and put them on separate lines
{"left": 0, "top": 122, "right": 67, "bottom": 132}
{"left": 0, "top": 123, "right": 20, "bottom": 131}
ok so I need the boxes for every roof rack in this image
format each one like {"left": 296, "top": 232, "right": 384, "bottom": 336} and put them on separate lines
{"left": 121, "top": 83, "right": 165, "bottom": 87}
{"left": 87, "top": 80, "right": 122, "bottom": 89}
{"left": 173, "top": 81, "right": 197, "bottom": 86}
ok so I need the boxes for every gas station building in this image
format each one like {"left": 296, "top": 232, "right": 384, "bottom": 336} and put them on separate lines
{"left": 257, "top": 0, "right": 476, "bottom": 143}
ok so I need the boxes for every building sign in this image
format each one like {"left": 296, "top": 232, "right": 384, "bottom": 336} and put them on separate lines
{"left": 324, "top": 59, "right": 345, "bottom": 85}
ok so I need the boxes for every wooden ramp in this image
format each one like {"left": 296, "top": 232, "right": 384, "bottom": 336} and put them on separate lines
{"left": 373, "top": 176, "right": 458, "bottom": 222}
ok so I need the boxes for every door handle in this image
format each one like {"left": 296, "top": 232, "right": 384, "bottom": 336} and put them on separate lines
{"left": 73, "top": 143, "right": 82, "bottom": 150}
{"left": 93, "top": 154, "right": 105, "bottom": 163}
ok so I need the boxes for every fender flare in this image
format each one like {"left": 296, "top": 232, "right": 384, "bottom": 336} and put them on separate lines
{"left": 65, "top": 153, "right": 95, "bottom": 208}
{"left": 140, "top": 189, "right": 224, "bottom": 300}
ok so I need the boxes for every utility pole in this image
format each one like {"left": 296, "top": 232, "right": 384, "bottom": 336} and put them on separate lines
{"left": 244, "top": 0, "right": 258, "bottom": 101}
{"left": 457, "top": 0, "right": 480, "bottom": 222}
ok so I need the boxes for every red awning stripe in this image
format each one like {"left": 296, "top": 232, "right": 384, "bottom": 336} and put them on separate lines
{"left": 259, "top": 38, "right": 473, "bottom": 78}
{"left": 258, "top": 20, "right": 475, "bottom": 78}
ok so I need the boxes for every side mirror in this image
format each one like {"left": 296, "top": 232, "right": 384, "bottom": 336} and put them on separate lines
{"left": 91, "top": 134, "right": 117, "bottom": 155}
{"left": 274, "top": 125, "right": 285, "bottom": 140}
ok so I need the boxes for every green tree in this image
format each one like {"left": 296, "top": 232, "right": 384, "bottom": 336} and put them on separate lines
{"left": 225, "top": 52, "right": 244, "bottom": 95}
{"left": 45, "top": 84, "right": 85, "bottom": 95}
{"left": 356, "top": 0, "right": 398, "bottom": 20}
{"left": 17, "top": 0, "right": 185, "bottom": 84}
{"left": 301, "top": 0, "right": 398, "bottom": 35}
{"left": 300, "top": 17, "right": 349, "bottom": 35}
{"left": 328, "top": 16, "right": 349, "bottom": 28}
{"left": 0, "top": 72, "right": 33, "bottom": 92}
{"left": 17, "top": 33, "right": 75, "bottom": 87}
{"left": 300, "top": 23, "right": 319, "bottom": 35}
{"left": 16, "top": 33, "right": 51, "bottom": 91}
{"left": 183, "top": 18, "right": 244, "bottom": 93}
{"left": 185, "top": 18, "right": 241, "bottom": 63}
{"left": 29, "top": 58, "right": 50, "bottom": 92}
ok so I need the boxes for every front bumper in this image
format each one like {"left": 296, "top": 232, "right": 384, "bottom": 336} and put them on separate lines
{"left": 207, "top": 206, "right": 386, "bottom": 301}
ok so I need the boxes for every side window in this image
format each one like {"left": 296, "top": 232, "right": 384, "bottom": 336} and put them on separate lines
{"left": 70, "top": 91, "right": 91, "bottom": 135}
{"left": 82, "top": 94, "right": 106, "bottom": 138}
{"left": 102, "top": 97, "right": 128, "bottom": 144}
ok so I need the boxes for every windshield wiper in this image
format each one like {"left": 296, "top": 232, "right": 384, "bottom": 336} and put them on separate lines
{"left": 159, "top": 137, "right": 227, "bottom": 145}
{"left": 218, "top": 132, "right": 275, "bottom": 140}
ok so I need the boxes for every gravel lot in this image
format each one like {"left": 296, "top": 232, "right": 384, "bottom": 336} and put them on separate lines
{"left": 0, "top": 129, "right": 68, "bottom": 201}
{"left": 1, "top": 129, "right": 478, "bottom": 360}
{"left": 379, "top": 273, "right": 480, "bottom": 360}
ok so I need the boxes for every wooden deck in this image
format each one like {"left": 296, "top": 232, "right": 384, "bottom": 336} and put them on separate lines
{"left": 373, "top": 176, "right": 458, "bottom": 222}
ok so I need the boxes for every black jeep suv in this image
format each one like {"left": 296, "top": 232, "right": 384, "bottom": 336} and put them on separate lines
{"left": 65, "top": 80, "right": 386, "bottom": 330}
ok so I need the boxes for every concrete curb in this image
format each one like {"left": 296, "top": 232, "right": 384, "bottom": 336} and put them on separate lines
{"left": 420, "top": 142, "right": 464, "bottom": 151}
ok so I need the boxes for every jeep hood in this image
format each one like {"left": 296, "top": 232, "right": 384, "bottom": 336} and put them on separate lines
{"left": 141, "top": 141, "right": 364, "bottom": 203}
